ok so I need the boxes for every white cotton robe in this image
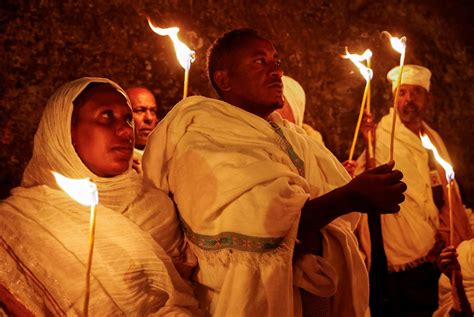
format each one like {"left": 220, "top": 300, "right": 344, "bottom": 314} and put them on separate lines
{"left": 356, "top": 108, "right": 472, "bottom": 271}
{"left": 143, "top": 96, "right": 369, "bottom": 317}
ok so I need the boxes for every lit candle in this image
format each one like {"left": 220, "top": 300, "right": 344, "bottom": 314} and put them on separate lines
{"left": 147, "top": 18, "right": 196, "bottom": 99}
{"left": 52, "top": 172, "right": 98, "bottom": 317}
{"left": 366, "top": 56, "right": 374, "bottom": 160}
{"left": 419, "top": 134, "right": 455, "bottom": 244}
{"left": 382, "top": 31, "right": 406, "bottom": 161}
{"left": 341, "top": 47, "right": 374, "bottom": 161}
{"left": 419, "top": 133, "right": 457, "bottom": 305}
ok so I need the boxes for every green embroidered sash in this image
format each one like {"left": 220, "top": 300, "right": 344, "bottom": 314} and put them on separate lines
{"left": 180, "top": 216, "right": 284, "bottom": 252}
{"left": 179, "top": 121, "right": 305, "bottom": 252}
{"left": 269, "top": 121, "right": 305, "bottom": 177}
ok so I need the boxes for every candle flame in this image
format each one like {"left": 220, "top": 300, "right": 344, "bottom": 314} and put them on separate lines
{"left": 382, "top": 31, "right": 406, "bottom": 55}
{"left": 147, "top": 17, "right": 196, "bottom": 70}
{"left": 419, "top": 134, "right": 455, "bottom": 182}
{"left": 341, "top": 47, "right": 373, "bottom": 82}
{"left": 53, "top": 172, "right": 99, "bottom": 206}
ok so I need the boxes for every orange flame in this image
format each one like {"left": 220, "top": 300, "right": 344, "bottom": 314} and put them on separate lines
{"left": 420, "top": 134, "right": 455, "bottom": 182}
{"left": 341, "top": 47, "right": 373, "bottom": 82}
{"left": 147, "top": 17, "right": 196, "bottom": 70}
{"left": 382, "top": 31, "right": 406, "bottom": 59}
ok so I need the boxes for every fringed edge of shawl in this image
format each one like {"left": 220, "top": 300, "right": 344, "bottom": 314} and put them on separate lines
{"left": 388, "top": 256, "right": 428, "bottom": 273}
{"left": 186, "top": 238, "right": 294, "bottom": 270}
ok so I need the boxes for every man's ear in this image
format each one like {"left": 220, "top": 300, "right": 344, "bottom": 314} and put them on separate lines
{"left": 214, "top": 70, "right": 231, "bottom": 92}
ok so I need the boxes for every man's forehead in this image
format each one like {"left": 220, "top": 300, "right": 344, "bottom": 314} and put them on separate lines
{"left": 130, "top": 92, "right": 156, "bottom": 104}
{"left": 399, "top": 84, "right": 428, "bottom": 92}
{"left": 229, "top": 36, "right": 277, "bottom": 57}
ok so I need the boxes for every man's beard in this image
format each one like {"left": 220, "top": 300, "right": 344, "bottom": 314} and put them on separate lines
{"left": 400, "top": 102, "right": 422, "bottom": 123}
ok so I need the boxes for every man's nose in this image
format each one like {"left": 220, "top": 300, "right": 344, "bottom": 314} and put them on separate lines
{"left": 270, "top": 61, "right": 283, "bottom": 78}
{"left": 143, "top": 110, "right": 155, "bottom": 123}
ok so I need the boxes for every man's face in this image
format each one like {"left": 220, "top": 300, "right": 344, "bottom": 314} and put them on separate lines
{"left": 127, "top": 89, "right": 158, "bottom": 149}
{"left": 223, "top": 37, "right": 284, "bottom": 117}
{"left": 71, "top": 88, "right": 134, "bottom": 177}
{"left": 396, "top": 84, "right": 430, "bottom": 126}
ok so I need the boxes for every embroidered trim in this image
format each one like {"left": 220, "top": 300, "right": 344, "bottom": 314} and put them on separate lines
{"left": 0, "top": 236, "right": 66, "bottom": 316}
{"left": 269, "top": 121, "right": 305, "bottom": 177}
{"left": 388, "top": 256, "right": 428, "bottom": 273}
{"left": 180, "top": 217, "right": 284, "bottom": 253}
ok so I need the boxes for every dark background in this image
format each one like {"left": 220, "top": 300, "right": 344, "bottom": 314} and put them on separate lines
{"left": 1, "top": 0, "right": 473, "bottom": 206}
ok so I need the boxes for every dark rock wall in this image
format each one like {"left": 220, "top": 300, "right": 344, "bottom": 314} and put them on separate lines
{"left": 1, "top": 0, "right": 473, "bottom": 206}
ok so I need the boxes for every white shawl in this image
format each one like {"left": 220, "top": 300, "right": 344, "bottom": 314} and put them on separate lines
{"left": 357, "top": 108, "right": 471, "bottom": 271}
{"left": 143, "top": 96, "right": 368, "bottom": 317}
{"left": 0, "top": 77, "right": 198, "bottom": 316}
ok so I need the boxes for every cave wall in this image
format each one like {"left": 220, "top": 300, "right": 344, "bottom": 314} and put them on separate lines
{"left": 1, "top": 0, "right": 473, "bottom": 206}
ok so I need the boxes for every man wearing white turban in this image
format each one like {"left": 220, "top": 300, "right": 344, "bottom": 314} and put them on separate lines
{"left": 356, "top": 64, "right": 472, "bottom": 317}
{"left": 0, "top": 78, "right": 199, "bottom": 316}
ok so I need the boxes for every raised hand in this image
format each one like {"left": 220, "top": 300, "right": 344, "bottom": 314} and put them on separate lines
{"left": 345, "top": 160, "right": 406, "bottom": 214}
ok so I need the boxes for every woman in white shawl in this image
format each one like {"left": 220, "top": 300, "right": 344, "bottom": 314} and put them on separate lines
{"left": 0, "top": 78, "right": 198, "bottom": 316}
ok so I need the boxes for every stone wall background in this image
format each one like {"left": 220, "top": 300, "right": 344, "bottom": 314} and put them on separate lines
{"left": 1, "top": 0, "right": 473, "bottom": 206}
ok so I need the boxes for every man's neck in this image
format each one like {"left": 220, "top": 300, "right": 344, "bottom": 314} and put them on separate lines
{"left": 403, "top": 121, "right": 423, "bottom": 136}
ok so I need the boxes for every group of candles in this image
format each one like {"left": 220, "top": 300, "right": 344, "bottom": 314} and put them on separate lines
{"left": 52, "top": 21, "right": 458, "bottom": 316}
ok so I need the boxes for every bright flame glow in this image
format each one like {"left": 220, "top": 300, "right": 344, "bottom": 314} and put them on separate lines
{"left": 420, "top": 134, "right": 455, "bottom": 182}
{"left": 382, "top": 31, "right": 406, "bottom": 55}
{"left": 53, "top": 172, "right": 99, "bottom": 206}
{"left": 341, "top": 47, "right": 373, "bottom": 82}
{"left": 147, "top": 17, "right": 196, "bottom": 70}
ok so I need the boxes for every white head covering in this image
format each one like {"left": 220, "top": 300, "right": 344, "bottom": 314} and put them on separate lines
{"left": 282, "top": 75, "right": 306, "bottom": 127}
{"left": 387, "top": 64, "right": 431, "bottom": 92}
{"left": 0, "top": 77, "right": 198, "bottom": 315}
{"left": 22, "top": 77, "right": 138, "bottom": 209}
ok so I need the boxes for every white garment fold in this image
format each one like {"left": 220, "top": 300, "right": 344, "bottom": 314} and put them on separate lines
{"left": 143, "top": 96, "right": 368, "bottom": 316}
{"left": 357, "top": 108, "right": 471, "bottom": 271}
{"left": 433, "top": 239, "right": 474, "bottom": 316}
{"left": 0, "top": 77, "right": 199, "bottom": 316}
{"left": 356, "top": 108, "right": 439, "bottom": 270}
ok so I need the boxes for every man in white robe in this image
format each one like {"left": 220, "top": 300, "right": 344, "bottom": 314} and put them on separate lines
{"left": 143, "top": 28, "right": 407, "bottom": 317}
{"left": 356, "top": 64, "right": 472, "bottom": 316}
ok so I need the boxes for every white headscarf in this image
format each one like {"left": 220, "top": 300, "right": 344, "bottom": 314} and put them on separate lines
{"left": 282, "top": 75, "right": 306, "bottom": 127}
{"left": 0, "top": 77, "right": 198, "bottom": 316}
{"left": 21, "top": 77, "right": 139, "bottom": 210}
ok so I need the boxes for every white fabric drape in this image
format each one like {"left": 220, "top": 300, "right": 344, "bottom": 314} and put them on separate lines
{"left": 143, "top": 96, "right": 368, "bottom": 317}
{"left": 356, "top": 108, "right": 471, "bottom": 271}
{"left": 0, "top": 77, "right": 198, "bottom": 316}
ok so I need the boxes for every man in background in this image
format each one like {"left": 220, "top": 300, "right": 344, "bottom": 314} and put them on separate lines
{"left": 356, "top": 64, "right": 472, "bottom": 317}
{"left": 126, "top": 87, "right": 158, "bottom": 173}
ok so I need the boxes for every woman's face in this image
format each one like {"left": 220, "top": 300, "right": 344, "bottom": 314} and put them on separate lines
{"left": 71, "top": 86, "right": 134, "bottom": 177}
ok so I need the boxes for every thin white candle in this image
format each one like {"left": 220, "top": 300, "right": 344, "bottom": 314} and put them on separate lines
{"left": 52, "top": 172, "right": 98, "bottom": 317}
